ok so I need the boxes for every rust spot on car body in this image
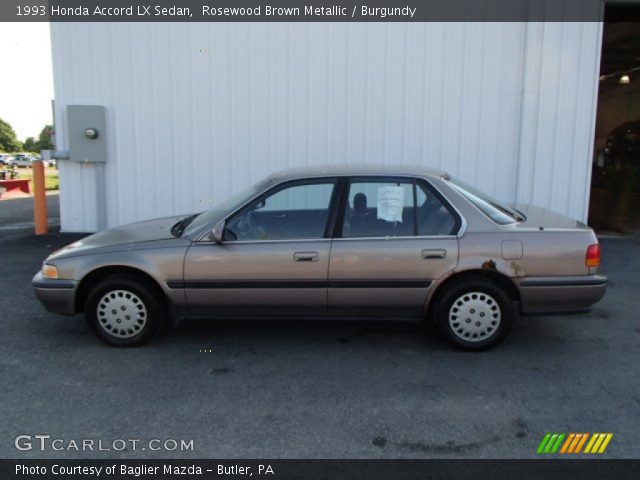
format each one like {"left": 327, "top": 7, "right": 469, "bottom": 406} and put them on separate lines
{"left": 481, "top": 259, "right": 496, "bottom": 270}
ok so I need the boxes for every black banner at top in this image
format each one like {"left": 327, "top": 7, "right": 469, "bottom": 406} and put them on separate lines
{"left": 0, "top": 0, "right": 607, "bottom": 22}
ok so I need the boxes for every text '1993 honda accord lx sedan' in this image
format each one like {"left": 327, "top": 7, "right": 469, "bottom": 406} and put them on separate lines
{"left": 33, "top": 165, "right": 607, "bottom": 350}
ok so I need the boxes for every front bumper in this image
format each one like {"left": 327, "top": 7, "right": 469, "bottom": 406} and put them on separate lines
{"left": 518, "top": 275, "right": 608, "bottom": 316}
{"left": 32, "top": 271, "right": 78, "bottom": 315}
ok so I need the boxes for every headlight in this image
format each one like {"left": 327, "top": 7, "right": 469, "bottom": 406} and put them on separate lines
{"left": 42, "top": 264, "right": 59, "bottom": 279}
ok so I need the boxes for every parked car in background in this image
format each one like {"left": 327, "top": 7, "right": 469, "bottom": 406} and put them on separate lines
{"left": 29, "top": 154, "right": 56, "bottom": 168}
{"left": 4, "top": 154, "right": 56, "bottom": 168}
{"left": 33, "top": 165, "right": 607, "bottom": 350}
{"left": 9, "top": 154, "right": 38, "bottom": 168}
{"left": 0, "top": 154, "right": 14, "bottom": 166}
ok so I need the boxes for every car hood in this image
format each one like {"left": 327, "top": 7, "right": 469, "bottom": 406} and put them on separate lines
{"left": 511, "top": 204, "right": 590, "bottom": 230}
{"left": 86, "top": 215, "right": 188, "bottom": 244}
{"left": 51, "top": 215, "right": 188, "bottom": 258}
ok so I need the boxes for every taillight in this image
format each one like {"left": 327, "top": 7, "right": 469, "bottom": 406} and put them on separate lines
{"left": 586, "top": 244, "right": 601, "bottom": 268}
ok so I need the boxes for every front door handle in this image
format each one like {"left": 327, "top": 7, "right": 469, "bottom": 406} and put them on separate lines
{"left": 422, "top": 249, "right": 447, "bottom": 259}
{"left": 294, "top": 251, "right": 318, "bottom": 262}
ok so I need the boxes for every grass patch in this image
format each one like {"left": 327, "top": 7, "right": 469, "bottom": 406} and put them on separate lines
{"left": 44, "top": 175, "right": 59, "bottom": 191}
{"left": 11, "top": 167, "right": 59, "bottom": 192}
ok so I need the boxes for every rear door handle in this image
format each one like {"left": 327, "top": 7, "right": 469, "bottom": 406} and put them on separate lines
{"left": 294, "top": 251, "right": 318, "bottom": 262}
{"left": 422, "top": 249, "right": 447, "bottom": 259}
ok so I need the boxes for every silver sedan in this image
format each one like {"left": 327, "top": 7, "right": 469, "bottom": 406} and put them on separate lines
{"left": 33, "top": 165, "right": 607, "bottom": 350}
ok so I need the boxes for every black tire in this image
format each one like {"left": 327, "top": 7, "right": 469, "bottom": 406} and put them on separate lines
{"left": 434, "top": 275, "right": 513, "bottom": 351}
{"left": 85, "top": 273, "right": 165, "bottom": 347}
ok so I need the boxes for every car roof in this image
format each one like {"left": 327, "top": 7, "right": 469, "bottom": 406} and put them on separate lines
{"left": 268, "top": 164, "right": 448, "bottom": 182}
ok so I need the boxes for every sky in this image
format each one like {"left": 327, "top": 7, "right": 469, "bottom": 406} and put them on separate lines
{"left": 0, "top": 23, "right": 54, "bottom": 141}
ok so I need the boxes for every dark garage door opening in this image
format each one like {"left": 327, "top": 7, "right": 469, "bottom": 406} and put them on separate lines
{"left": 589, "top": 7, "right": 640, "bottom": 233}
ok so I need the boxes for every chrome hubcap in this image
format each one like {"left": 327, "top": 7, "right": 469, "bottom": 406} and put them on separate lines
{"left": 448, "top": 291, "right": 501, "bottom": 342}
{"left": 97, "top": 289, "right": 147, "bottom": 338}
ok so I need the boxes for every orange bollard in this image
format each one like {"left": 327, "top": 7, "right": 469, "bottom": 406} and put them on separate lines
{"left": 33, "top": 160, "right": 48, "bottom": 235}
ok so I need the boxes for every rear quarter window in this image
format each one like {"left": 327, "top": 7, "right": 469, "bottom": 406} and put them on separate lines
{"left": 448, "top": 179, "right": 519, "bottom": 225}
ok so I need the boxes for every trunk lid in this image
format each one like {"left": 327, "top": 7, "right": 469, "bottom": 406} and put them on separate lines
{"left": 511, "top": 204, "right": 591, "bottom": 231}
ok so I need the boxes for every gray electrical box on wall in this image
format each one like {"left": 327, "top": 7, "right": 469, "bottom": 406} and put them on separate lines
{"left": 68, "top": 105, "right": 107, "bottom": 163}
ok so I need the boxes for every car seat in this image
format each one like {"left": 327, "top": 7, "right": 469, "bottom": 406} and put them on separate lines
{"left": 419, "top": 193, "right": 455, "bottom": 235}
{"left": 348, "top": 192, "right": 371, "bottom": 237}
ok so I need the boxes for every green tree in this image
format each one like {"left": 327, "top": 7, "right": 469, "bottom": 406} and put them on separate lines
{"left": 35, "top": 125, "right": 54, "bottom": 151}
{"left": 0, "top": 118, "right": 21, "bottom": 152}
{"left": 23, "top": 136, "right": 37, "bottom": 152}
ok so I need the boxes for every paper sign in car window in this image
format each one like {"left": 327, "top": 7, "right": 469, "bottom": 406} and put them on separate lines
{"left": 377, "top": 185, "right": 405, "bottom": 223}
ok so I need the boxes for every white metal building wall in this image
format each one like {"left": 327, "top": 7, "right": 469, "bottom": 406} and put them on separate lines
{"left": 50, "top": 22, "right": 602, "bottom": 232}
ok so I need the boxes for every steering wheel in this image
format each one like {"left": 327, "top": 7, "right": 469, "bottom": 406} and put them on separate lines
{"left": 234, "top": 211, "right": 266, "bottom": 239}
{"left": 247, "top": 211, "right": 267, "bottom": 239}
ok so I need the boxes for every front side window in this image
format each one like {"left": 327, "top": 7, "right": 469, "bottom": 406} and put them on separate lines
{"left": 181, "top": 180, "right": 271, "bottom": 237}
{"left": 224, "top": 181, "right": 336, "bottom": 241}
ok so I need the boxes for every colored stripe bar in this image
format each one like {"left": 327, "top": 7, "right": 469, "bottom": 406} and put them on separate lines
{"left": 539, "top": 432, "right": 612, "bottom": 455}
{"left": 591, "top": 434, "right": 607, "bottom": 453}
{"left": 550, "top": 434, "right": 565, "bottom": 453}
{"left": 537, "top": 434, "right": 552, "bottom": 454}
{"left": 597, "top": 434, "right": 613, "bottom": 454}
{"left": 567, "top": 433, "right": 583, "bottom": 454}
{"left": 584, "top": 433, "right": 599, "bottom": 454}
{"left": 560, "top": 433, "right": 575, "bottom": 454}
{"left": 544, "top": 434, "right": 559, "bottom": 453}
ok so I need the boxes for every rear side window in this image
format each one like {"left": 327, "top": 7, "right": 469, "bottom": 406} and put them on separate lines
{"left": 343, "top": 180, "right": 414, "bottom": 237}
{"left": 341, "top": 178, "right": 458, "bottom": 238}
{"left": 415, "top": 183, "right": 458, "bottom": 236}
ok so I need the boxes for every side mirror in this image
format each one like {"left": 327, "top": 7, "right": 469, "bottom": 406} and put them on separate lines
{"left": 211, "top": 221, "right": 225, "bottom": 244}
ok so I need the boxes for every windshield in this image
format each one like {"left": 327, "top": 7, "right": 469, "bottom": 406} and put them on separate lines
{"left": 447, "top": 178, "right": 523, "bottom": 225}
{"left": 180, "top": 179, "right": 272, "bottom": 237}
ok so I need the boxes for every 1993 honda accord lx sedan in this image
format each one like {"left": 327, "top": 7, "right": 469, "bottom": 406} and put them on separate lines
{"left": 33, "top": 165, "right": 607, "bottom": 350}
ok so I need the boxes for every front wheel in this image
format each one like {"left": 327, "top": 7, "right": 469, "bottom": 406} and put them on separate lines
{"left": 434, "top": 276, "right": 513, "bottom": 351}
{"left": 85, "top": 274, "right": 164, "bottom": 347}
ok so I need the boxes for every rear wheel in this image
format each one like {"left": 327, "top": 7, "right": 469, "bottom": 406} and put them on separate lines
{"left": 85, "top": 273, "right": 164, "bottom": 346}
{"left": 434, "top": 276, "right": 513, "bottom": 350}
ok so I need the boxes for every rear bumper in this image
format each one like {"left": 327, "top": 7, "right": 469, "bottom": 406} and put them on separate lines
{"left": 517, "top": 275, "right": 607, "bottom": 316}
{"left": 32, "top": 271, "right": 78, "bottom": 315}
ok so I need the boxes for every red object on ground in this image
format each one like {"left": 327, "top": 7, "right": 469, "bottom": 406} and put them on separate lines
{"left": 0, "top": 179, "right": 31, "bottom": 200}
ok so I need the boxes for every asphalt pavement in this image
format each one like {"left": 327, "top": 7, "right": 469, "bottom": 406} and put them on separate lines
{"left": 0, "top": 224, "right": 638, "bottom": 459}
{"left": 0, "top": 192, "right": 60, "bottom": 238}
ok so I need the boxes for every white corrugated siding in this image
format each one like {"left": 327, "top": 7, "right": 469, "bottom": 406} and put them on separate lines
{"left": 50, "top": 22, "right": 602, "bottom": 231}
